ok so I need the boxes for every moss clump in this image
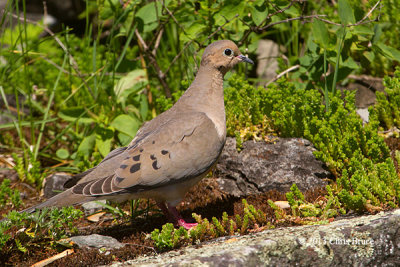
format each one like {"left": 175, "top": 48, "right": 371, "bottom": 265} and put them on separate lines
{"left": 150, "top": 199, "right": 271, "bottom": 251}
{"left": 373, "top": 68, "right": 400, "bottom": 130}
{"left": 225, "top": 74, "right": 400, "bottom": 214}
{"left": 224, "top": 74, "right": 275, "bottom": 147}
{"left": 268, "top": 184, "right": 340, "bottom": 225}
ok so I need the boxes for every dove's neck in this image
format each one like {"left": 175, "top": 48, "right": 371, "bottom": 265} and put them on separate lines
{"left": 176, "top": 65, "right": 226, "bottom": 139}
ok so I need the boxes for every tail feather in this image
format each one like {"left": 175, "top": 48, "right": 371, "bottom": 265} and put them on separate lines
{"left": 19, "top": 188, "right": 91, "bottom": 214}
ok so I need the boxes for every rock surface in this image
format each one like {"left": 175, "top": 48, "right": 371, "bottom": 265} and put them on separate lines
{"left": 215, "top": 137, "right": 331, "bottom": 197}
{"left": 69, "top": 234, "right": 125, "bottom": 250}
{"left": 256, "top": 40, "right": 280, "bottom": 84}
{"left": 82, "top": 200, "right": 107, "bottom": 216}
{"left": 42, "top": 173, "right": 72, "bottom": 198}
{"left": 108, "top": 209, "right": 400, "bottom": 266}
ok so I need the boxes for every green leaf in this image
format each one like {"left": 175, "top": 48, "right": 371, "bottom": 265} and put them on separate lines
{"left": 372, "top": 24, "right": 383, "bottom": 45}
{"left": 110, "top": 114, "right": 140, "bottom": 138}
{"left": 363, "top": 51, "right": 375, "bottom": 63}
{"left": 114, "top": 69, "right": 147, "bottom": 100}
{"left": 56, "top": 149, "right": 70, "bottom": 159}
{"left": 96, "top": 127, "right": 114, "bottom": 157}
{"left": 77, "top": 134, "right": 96, "bottom": 157}
{"left": 117, "top": 132, "right": 133, "bottom": 146}
{"left": 251, "top": 3, "right": 268, "bottom": 26}
{"left": 341, "top": 57, "right": 359, "bottom": 69}
{"left": 338, "top": 0, "right": 356, "bottom": 25}
{"left": 312, "top": 20, "right": 330, "bottom": 49}
{"left": 136, "top": 1, "right": 163, "bottom": 32}
{"left": 58, "top": 107, "right": 93, "bottom": 124}
{"left": 136, "top": 2, "right": 162, "bottom": 24}
{"left": 299, "top": 54, "right": 314, "bottom": 66}
{"left": 352, "top": 25, "right": 374, "bottom": 36}
{"left": 375, "top": 43, "right": 400, "bottom": 62}
{"left": 99, "top": 0, "right": 121, "bottom": 20}
{"left": 181, "top": 23, "right": 207, "bottom": 42}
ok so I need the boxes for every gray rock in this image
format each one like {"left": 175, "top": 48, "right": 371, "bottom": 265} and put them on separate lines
{"left": 70, "top": 234, "right": 125, "bottom": 249}
{"left": 357, "top": 108, "right": 369, "bottom": 123}
{"left": 345, "top": 76, "right": 384, "bottom": 109}
{"left": 108, "top": 209, "right": 400, "bottom": 266}
{"left": 215, "top": 137, "right": 330, "bottom": 197}
{"left": 0, "top": 94, "right": 27, "bottom": 125}
{"left": 82, "top": 200, "right": 107, "bottom": 216}
{"left": 256, "top": 40, "right": 280, "bottom": 84}
{"left": 42, "top": 173, "right": 72, "bottom": 198}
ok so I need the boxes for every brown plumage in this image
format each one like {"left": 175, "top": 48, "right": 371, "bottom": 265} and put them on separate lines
{"left": 21, "top": 40, "right": 253, "bottom": 229}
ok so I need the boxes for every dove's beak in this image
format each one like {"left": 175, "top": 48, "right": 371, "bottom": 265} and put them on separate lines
{"left": 237, "top": 54, "right": 254, "bottom": 64}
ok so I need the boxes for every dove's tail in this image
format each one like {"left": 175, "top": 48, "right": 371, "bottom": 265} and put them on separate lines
{"left": 16, "top": 188, "right": 91, "bottom": 214}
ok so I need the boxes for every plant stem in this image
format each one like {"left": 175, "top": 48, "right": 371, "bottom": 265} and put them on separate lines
{"left": 331, "top": 26, "right": 346, "bottom": 95}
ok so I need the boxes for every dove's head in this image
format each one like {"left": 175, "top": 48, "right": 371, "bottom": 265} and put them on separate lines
{"left": 201, "top": 40, "right": 254, "bottom": 74}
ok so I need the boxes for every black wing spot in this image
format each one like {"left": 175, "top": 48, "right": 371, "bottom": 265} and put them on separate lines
{"left": 152, "top": 160, "right": 160, "bottom": 170}
{"left": 152, "top": 140, "right": 155, "bottom": 144}
{"left": 150, "top": 154, "right": 156, "bottom": 160}
{"left": 116, "top": 176, "right": 125, "bottom": 183}
{"left": 132, "top": 155, "right": 140, "bottom": 161}
{"left": 161, "top": 150, "right": 169, "bottom": 155}
{"left": 130, "top": 163, "right": 141, "bottom": 173}
{"left": 120, "top": 164, "right": 128, "bottom": 169}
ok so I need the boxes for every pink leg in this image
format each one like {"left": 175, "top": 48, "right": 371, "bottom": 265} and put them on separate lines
{"left": 167, "top": 204, "right": 198, "bottom": 230}
{"left": 157, "top": 201, "right": 197, "bottom": 230}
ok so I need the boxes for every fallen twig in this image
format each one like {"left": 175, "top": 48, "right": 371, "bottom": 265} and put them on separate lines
{"left": 31, "top": 249, "right": 74, "bottom": 267}
{"left": 264, "top": 65, "right": 300, "bottom": 88}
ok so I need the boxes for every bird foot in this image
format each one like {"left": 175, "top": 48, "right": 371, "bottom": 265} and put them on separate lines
{"left": 157, "top": 201, "right": 197, "bottom": 230}
{"left": 177, "top": 219, "right": 198, "bottom": 230}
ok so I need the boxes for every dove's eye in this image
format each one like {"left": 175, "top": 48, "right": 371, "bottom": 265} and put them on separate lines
{"left": 223, "top": 48, "right": 233, "bottom": 57}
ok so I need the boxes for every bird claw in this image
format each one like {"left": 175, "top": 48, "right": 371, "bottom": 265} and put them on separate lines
{"left": 177, "top": 219, "right": 198, "bottom": 230}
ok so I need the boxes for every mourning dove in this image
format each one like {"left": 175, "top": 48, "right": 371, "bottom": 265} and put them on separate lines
{"left": 21, "top": 40, "right": 254, "bottom": 229}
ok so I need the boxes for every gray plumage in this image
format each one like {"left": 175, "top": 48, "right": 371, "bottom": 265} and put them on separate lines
{"left": 20, "top": 40, "right": 253, "bottom": 229}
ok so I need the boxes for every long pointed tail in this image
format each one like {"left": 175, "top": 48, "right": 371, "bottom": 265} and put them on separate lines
{"left": 17, "top": 188, "right": 90, "bottom": 214}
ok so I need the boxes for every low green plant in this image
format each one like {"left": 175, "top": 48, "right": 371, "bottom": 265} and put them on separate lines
{"left": 0, "top": 207, "right": 83, "bottom": 252}
{"left": 151, "top": 199, "right": 270, "bottom": 250}
{"left": 151, "top": 223, "right": 189, "bottom": 250}
{"left": 211, "top": 73, "right": 399, "bottom": 215}
{"left": 0, "top": 220, "right": 12, "bottom": 249}
{"left": 219, "top": 74, "right": 398, "bottom": 214}
{"left": 373, "top": 68, "right": 400, "bottom": 130}
{"left": 224, "top": 74, "right": 273, "bottom": 147}
{"left": 11, "top": 153, "right": 45, "bottom": 187}
{"left": 95, "top": 199, "right": 155, "bottom": 221}
{"left": 337, "top": 154, "right": 400, "bottom": 211}
{"left": 268, "top": 184, "right": 340, "bottom": 225}
{"left": 0, "top": 179, "right": 21, "bottom": 209}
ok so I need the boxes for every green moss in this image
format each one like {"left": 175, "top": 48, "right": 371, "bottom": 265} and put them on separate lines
{"left": 372, "top": 68, "right": 400, "bottom": 130}
{"left": 151, "top": 199, "right": 271, "bottom": 250}
{"left": 226, "top": 75, "right": 399, "bottom": 214}
{"left": 0, "top": 179, "right": 21, "bottom": 209}
{"left": 224, "top": 74, "right": 274, "bottom": 147}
